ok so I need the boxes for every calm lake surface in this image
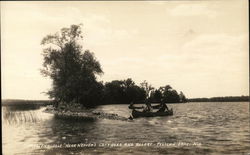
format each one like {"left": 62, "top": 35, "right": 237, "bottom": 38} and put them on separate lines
{"left": 2, "top": 102, "right": 250, "bottom": 154}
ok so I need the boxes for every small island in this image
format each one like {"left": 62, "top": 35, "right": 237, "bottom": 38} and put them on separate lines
{"left": 41, "top": 24, "right": 187, "bottom": 120}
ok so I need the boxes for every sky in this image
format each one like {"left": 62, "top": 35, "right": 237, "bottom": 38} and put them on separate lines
{"left": 1, "top": 0, "right": 249, "bottom": 100}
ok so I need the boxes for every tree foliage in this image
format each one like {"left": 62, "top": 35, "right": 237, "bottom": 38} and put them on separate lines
{"left": 179, "top": 91, "right": 187, "bottom": 103}
{"left": 103, "top": 78, "right": 146, "bottom": 104}
{"left": 149, "top": 85, "right": 187, "bottom": 103}
{"left": 41, "top": 24, "right": 187, "bottom": 107}
{"left": 41, "top": 24, "right": 103, "bottom": 108}
{"left": 140, "top": 80, "right": 154, "bottom": 100}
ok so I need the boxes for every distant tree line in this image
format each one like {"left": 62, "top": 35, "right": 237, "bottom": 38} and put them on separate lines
{"left": 102, "top": 79, "right": 187, "bottom": 105}
{"left": 2, "top": 99, "right": 52, "bottom": 106}
{"left": 41, "top": 24, "right": 187, "bottom": 108}
{"left": 188, "top": 96, "right": 249, "bottom": 102}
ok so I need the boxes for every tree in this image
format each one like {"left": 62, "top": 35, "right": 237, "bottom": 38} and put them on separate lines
{"left": 123, "top": 79, "right": 146, "bottom": 103}
{"left": 179, "top": 91, "right": 187, "bottom": 103}
{"left": 103, "top": 80, "right": 125, "bottom": 104}
{"left": 150, "top": 89, "right": 163, "bottom": 103}
{"left": 41, "top": 24, "right": 103, "bottom": 108}
{"left": 103, "top": 78, "right": 146, "bottom": 104}
{"left": 160, "top": 85, "right": 180, "bottom": 103}
{"left": 140, "top": 80, "right": 154, "bottom": 101}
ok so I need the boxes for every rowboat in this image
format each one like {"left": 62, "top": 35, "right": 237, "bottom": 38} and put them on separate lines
{"left": 132, "top": 108, "right": 173, "bottom": 118}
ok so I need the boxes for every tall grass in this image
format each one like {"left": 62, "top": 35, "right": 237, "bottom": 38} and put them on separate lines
{"left": 2, "top": 106, "right": 42, "bottom": 125}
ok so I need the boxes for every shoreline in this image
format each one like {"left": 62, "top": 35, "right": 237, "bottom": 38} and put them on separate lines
{"left": 44, "top": 105, "right": 132, "bottom": 122}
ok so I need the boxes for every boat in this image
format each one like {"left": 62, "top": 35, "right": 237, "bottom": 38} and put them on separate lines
{"left": 128, "top": 104, "right": 144, "bottom": 109}
{"left": 132, "top": 108, "right": 173, "bottom": 118}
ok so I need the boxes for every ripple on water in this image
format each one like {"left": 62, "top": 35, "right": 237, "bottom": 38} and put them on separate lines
{"left": 2, "top": 102, "right": 250, "bottom": 154}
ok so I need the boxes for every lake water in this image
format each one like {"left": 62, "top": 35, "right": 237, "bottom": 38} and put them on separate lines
{"left": 2, "top": 102, "right": 250, "bottom": 154}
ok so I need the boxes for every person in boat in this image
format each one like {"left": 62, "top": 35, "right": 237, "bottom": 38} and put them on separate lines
{"left": 128, "top": 102, "right": 134, "bottom": 109}
{"left": 157, "top": 102, "right": 169, "bottom": 112}
{"left": 143, "top": 102, "right": 153, "bottom": 112}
